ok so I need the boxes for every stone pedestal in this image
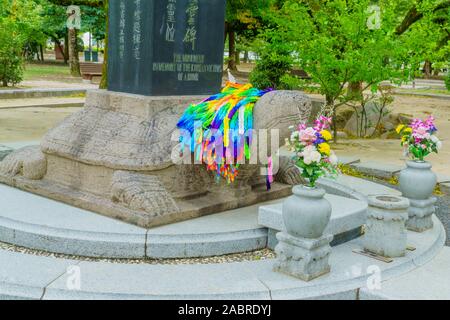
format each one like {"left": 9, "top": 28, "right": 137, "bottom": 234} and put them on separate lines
{"left": 274, "top": 232, "right": 333, "bottom": 281}
{"left": 364, "top": 195, "right": 409, "bottom": 258}
{"left": 407, "top": 197, "right": 437, "bottom": 232}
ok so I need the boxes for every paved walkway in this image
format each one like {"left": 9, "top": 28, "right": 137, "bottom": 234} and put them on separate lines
{"left": 15, "top": 80, "right": 98, "bottom": 90}
{"left": 361, "top": 247, "right": 450, "bottom": 300}
{"left": 0, "top": 97, "right": 84, "bottom": 109}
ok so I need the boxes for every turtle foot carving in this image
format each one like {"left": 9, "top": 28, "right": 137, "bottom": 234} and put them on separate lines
{"left": 111, "top": 171, "right": 180, "bottom": 217}
{"left": 0, "top": 146, "right": 47, "bottom": 180}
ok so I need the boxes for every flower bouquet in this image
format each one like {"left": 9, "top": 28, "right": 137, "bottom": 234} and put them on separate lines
{"left": 396, "top": 116, "right": 442, "bottom": 161}
{"left": 397, "top": 116, "right": 441, "bottom": 232}
{"left": 285, "top": 116, "right": 339, "bottom": 187}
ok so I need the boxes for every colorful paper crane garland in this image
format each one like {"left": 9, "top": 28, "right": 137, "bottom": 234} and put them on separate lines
{"left": 177, "top": 82, "right": 272, "bottom": 183}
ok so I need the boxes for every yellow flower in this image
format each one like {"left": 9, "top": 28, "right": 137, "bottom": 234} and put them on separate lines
{"left": 404, "top": 128, "right": 412, "bottom": 134}
{"left": 396, "top": 124, "right": 405, "bottom": 134}
{"left": 318, "top": 143, "right": 331, "bottom": 156}
{"left": 320, "top": 130, "right": 332, "bottom": 141}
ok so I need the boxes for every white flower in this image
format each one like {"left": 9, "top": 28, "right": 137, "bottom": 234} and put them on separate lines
{"left": 436, "top": 140, "right": 443, "bottom": 150}
{"left": 310, "top": 150, "right": 322, "bottom": 163}
{"left": 431, "top": 135, "right": 439, "bottom": 143}
{"left": 302, "top": 145, "right": 321, "bottom": 164}
{"left": 329, "top": 152, "right": 338, "bottom": 165}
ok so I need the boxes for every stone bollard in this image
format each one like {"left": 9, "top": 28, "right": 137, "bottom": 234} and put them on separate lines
{"left": 363, "top": 195, "right": 409, "bottom": 258}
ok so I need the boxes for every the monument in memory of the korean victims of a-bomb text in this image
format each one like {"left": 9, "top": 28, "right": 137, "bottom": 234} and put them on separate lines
{"left": 0, "top": 0, "right": 313, "bottom": 228}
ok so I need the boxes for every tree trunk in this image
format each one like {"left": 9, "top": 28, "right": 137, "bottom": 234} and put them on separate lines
{"left": 326, "top": 95, "right": 338, "bottom": 142}
{"left": 68, "top": 28, "right": 81, "bottom": 77}
{"left": 423, "top": 60, "right": 432, "bottom": 79}
{"left": 347, "top": 81, "right": 363, "bottom": 100}
{"left": 235, "top": 50, "right": 240, "bottom": 65}
{"left": 228, "top": 29, "right": 237, "bottom": 71}
{"left": 99, "top": 0, "right": 109, "bottom": 89}
{"left": 64, "top": 31, "right": 69, "bottom": 64}
{"left": 244, "top": 51, "right": 249, "bottom": 63}
{"left": 224, "top": 22, "right": 228, "bottom": 45}
{"left": 40, "top": 44, "right": 44, "bottom": 62}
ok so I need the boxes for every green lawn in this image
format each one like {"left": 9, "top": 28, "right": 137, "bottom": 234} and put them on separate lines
{"left": 23, "top": 63, "right": 77, "bottom": 82}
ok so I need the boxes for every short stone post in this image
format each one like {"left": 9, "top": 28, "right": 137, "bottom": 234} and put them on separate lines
{"left": 274, "top": 233, "right": 333, "bottom": 281}
{"left": 363, "top": 195, "right": 409, "bottom": 258}
{"left": 406, "top": 197, "right": 437, "bottom": 232}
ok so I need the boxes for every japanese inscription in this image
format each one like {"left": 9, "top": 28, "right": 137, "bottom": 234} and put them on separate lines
{"left": 108, "top": 0, "right": 226, "bottom": 96}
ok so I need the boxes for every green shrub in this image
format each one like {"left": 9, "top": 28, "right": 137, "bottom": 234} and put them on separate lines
{"left": 0, "top": 22, "right": 24, "bottom": 87}
{"left": 249, "top": 51, "right": 292, "bottom": 90}
{"left": 279, "top": 74, "right": 304, "bottom": 90}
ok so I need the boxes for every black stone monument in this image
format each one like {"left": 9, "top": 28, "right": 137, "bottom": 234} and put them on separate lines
{"left": 108, "top": 0, "right": 226, "bottom": 96}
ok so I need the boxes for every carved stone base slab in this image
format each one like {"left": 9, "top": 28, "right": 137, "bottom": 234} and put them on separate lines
{"left": 406, "top": 197, "right": 437, "bottom": 232}
{"left": 274, "top": 232, "right": 333, "bottom": 281}
{"left": 0, "top": 167, "right": 293, "bottom": 228}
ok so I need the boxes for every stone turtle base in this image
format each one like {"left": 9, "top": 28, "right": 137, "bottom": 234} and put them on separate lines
{"left": 0, "top": 89, "right": 313, "bottom": 228}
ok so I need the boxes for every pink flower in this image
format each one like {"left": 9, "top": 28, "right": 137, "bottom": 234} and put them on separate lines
{"left": 299, "top": 127, "right": 317, "bottom": 145}
{"left": 314, "top": 116, "right": 332, "bottom": 131}
{"left": 412, "top": 126, "right": 430, "bottom": 142}
{"left": 425, "top": 115, "right": 435, "bottom": 127}
{"left": 414, "top": 126, "right": 428, "bottom": 136}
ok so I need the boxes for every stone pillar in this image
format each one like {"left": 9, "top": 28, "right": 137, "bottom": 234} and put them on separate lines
{"left": 364, "top": 195, "right": 409, "bottom": 258}
{"left": 274, "top": 232, "right": 333, "bottom": 281}
{"left": 406, "top": 197, "right": 437, "bottom": 232}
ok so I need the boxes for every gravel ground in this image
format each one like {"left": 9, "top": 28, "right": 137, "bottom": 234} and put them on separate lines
{"left": 0, "top": 241, "right": 275, "bottom": 265}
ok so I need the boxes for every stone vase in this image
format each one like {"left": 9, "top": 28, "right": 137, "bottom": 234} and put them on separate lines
{"left": 364, "top": 195, "right": 409, "bottom": 258}
{"left": 399, "top": 161, "right": 437, "bottom": 200}
{"left": 282, "top": 185, "right": 332, "bottom": 239}
{"left": 399, "top": 160, "right": 437, "bottom": 232}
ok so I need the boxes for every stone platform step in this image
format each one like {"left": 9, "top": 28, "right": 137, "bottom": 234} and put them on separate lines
{"left": 259, "top": 194, "right": 367, "bottom": 249}
{"left": 0, "top": 216, "right": 445, "bottom": 300}
{"left": 0, "top": 174, "right": 401, "bottom": 259}
{"left": 0, "top": 184, "right": 273, "bottom": 259}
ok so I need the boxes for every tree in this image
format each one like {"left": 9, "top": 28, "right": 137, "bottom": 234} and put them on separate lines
{"left": 259, "top": 0, "right": 416, "bottom": 139}
{"left": 46, "top": 0, "right": 105, "bottom": 76}
{"left": 394, "top": 0, "right": 450, "bottom": 78}
{"left": 40, "top": 1, "right": 70, "bottom": 63}
{"left": 225, "top": 0, "right": 271, "bottom": 71}
{"left": 0, "top": 0, "right": 45, "bottom": 86}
